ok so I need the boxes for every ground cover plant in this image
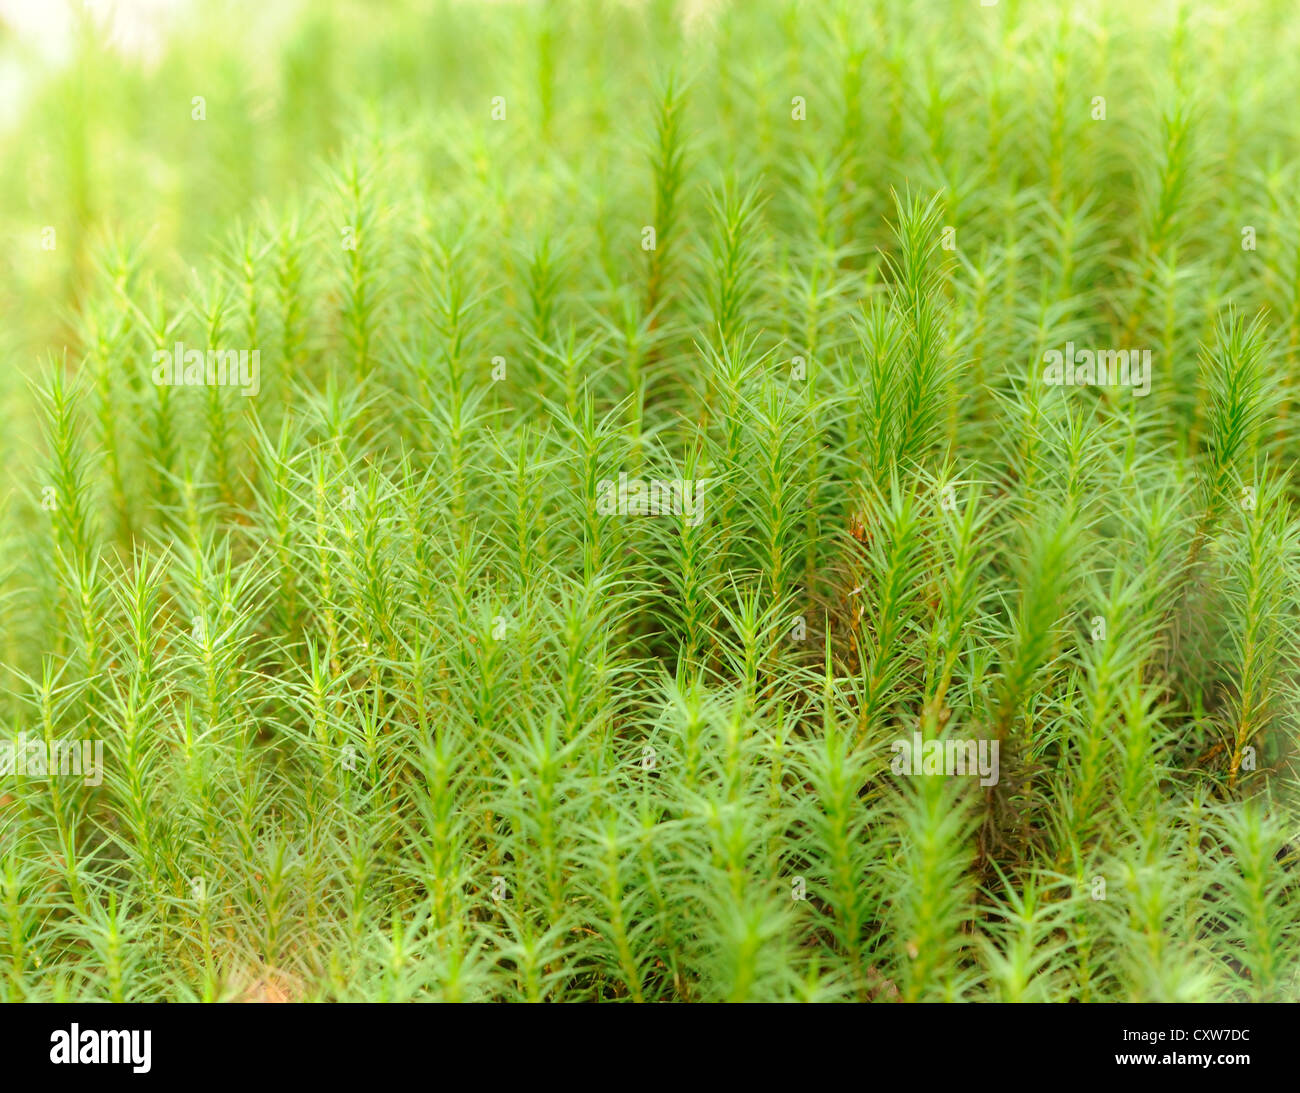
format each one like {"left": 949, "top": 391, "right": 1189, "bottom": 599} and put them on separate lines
{"left": 2, "top": 0, "right": 1300, "bottom": 1002}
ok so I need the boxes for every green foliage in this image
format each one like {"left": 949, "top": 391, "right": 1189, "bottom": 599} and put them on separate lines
{"left": 1, "top": 0, "right": 1300, "bottom": 1002}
